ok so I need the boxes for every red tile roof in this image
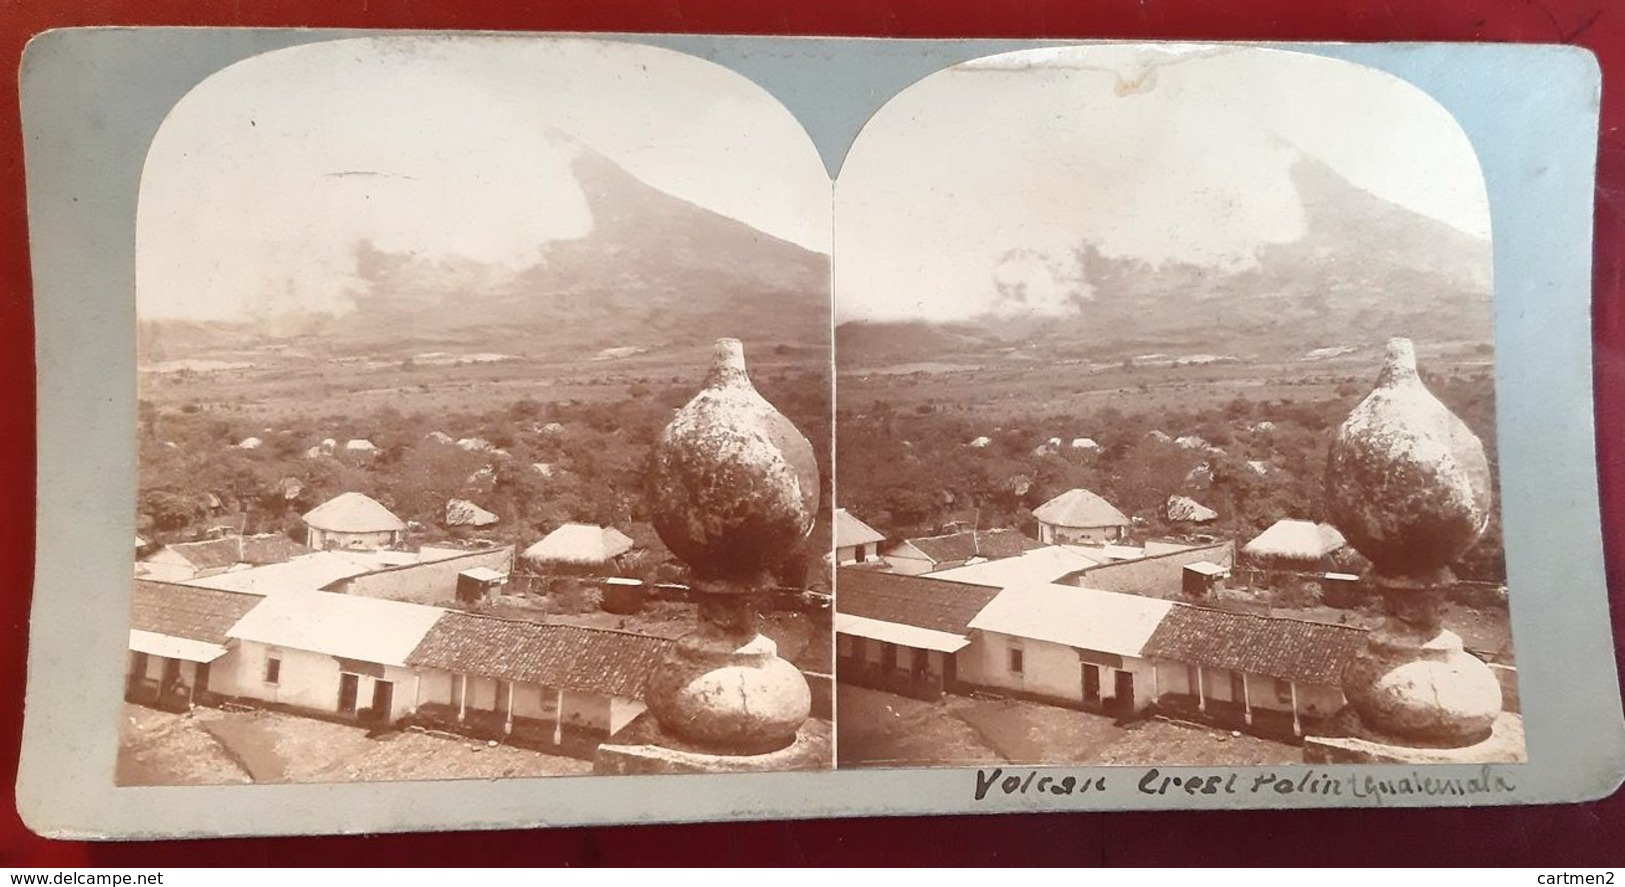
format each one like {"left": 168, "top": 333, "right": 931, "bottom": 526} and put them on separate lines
{"left": 835, "top": 567, "right": 1000, "bottom": 636}
{"left": 896, "top": 528, "right": 1041, "bottom": 565}
{"left": 406, "top": 612, "right": 670, "bottom": 699}
{"left": 1141, "top": 605, "right": 1368, "bottom": 686}
{"left": 129, "top": 579, "right": 261, "bottom": 644}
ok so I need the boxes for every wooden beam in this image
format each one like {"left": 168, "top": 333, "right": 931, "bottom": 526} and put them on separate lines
{"left": 1290, "top": 681, "right": 1302, "bottom": 737}
{"left": 1196, "top": 665, "right": 1206, "bottom": 712}
{"left": 457, "top": 673, "right": 467, "bottom": 723}
{"left": 553, "top": 687, "right": 565, "bottom": 745}
{"left": 1242, "top": 672, "right": 1253, "bottom": 725}
{"left": 505, "top": 681, "right": 516, "bottom": 735}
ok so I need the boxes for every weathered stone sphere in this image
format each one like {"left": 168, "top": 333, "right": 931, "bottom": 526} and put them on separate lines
{"left": 644, "top": 633, "right": 812, "bottom": 754}
{"left": 1341, "top": 631, "right": 1503, "bottom": 746}
{"left": 647, "top": 339, "right": 819, "bottom": 583}
{"left": 1325, "top": 338, "right": 1494, "bottom": 578}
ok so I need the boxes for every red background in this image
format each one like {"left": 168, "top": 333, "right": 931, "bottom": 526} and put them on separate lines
{"left": 2, "top": 0, "right": 1623, "bottom": 867}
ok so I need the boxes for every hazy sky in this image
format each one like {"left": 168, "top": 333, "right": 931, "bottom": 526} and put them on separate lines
{"left": 137, "top": 36, "right": 831, "bottom": 322}
{"left": 835, "top": 45, "right": 1493, "bottom": 323}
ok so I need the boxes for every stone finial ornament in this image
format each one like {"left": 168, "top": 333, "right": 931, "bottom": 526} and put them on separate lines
{"left": 1326, "top": 338, "right": 1494, "bottom": 582}
{"left": 648, "top": 338, "right": 820, "bottom": 584}
{"left": 1324, "top": 338, "right": 1503, "bottom": 747}
{"left": 641, "top": 338, "right": 817, "bottom": 755}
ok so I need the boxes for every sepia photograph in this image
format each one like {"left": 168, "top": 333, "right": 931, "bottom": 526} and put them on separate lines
{"left": 121, "top": 35, "right": 834, "bottom": 784}
{"left": 832, "top": 45, "right": 1525, "bottom": 770}
{"left": 19, "top": 28, "right": 1617, "bottom": 840}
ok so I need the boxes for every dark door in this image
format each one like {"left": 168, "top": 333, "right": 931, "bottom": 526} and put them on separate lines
{"left": 370, "top": 679, "right": 394, "bottom": 722}
{"left": 1115, "top": 670, "right": 1135, "bottom": 714}
{"left": 128, "top": 651, "right": 149, "bottom": 698}
{"left": 1082, "top": 664, "right": 1101, "bottom": 706}
{"left": 943, "top": 654, "right": 958, "bottom": 693}
{"left": 338, "top": 673, "right": 360, "bottom": 715}
{"left": 194, "top": 662, "right": 211, "bottom": 700}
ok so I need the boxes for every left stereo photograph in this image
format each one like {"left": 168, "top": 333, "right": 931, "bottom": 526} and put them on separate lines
{"left": 121, "top": 34, "right": 835, "bottom": 783}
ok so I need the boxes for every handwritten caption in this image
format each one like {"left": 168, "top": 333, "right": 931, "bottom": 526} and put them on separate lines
{"left": 972, "top": 765, "right": 1516, "bottom": 803}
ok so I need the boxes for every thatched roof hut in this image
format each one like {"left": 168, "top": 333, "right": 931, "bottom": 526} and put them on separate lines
{"left": 1033, "top": 488, "right": 1130, "bottom": 531}
{"left": 522, "top": 523, "right": 635, "bottom": 568}
{"left": 302, "top": 492, "right": 404, "bottom": 534}
{"left": 1243, "top": 519, "right": 1346, "bottom": 566}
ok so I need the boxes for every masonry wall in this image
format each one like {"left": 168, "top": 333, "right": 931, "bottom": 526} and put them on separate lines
{"left": 837, "top": 634, "right": 949, "bottom": 700}
{"left": 1150, "top": 660, "right": 1343, "bottom": 717}
{"left": 307, "top": 527, "right": 400, "bottom": 551}
{"left": 333, "top": 547, "right": 514, "bottom": 605}
{"left": 1072, "top": 541, "right": 1235, "bottom": 599}
{"left": 227, "top": 641, "right": 417, "bottom": 722}
{"left": 957, "top": 630, "right": 1156, "bottom": 713}
{"left": 414, "top": 667, "right": 623, "bottom": 732}
{"left": 199, "top": 648, "right": 248, "bottom": 698}
{"left": 881, "top": 552, "right": 934, "bottom": 575}
{"left": 836, "top": 543, "right": 880, "bottom": 565}
{"left": 125, "top": 651, "right": 205, "bottom": 698}
{"left": 1042, "top": 523, "right": 1124, "bottom": 544}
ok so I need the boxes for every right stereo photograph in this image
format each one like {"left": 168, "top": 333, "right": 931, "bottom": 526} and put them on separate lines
{"left": 832, "top": 44, "right": 1522, "bottom": 770}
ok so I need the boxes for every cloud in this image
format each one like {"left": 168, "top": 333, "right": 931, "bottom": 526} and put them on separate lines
{"left": 989, "top": 249, "right": 1093, "bottom": 318}
{"left": 136, "top": 37, "right": 829, "bottom": 322}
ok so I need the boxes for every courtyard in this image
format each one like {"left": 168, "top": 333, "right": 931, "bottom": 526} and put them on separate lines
{"left": 836, "top": 685, "right": 1302, "bottom": 769}
{"left": 116, "top": 702, "right": 593, "bottom": 786}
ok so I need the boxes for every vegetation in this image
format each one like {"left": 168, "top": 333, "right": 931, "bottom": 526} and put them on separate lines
{"left": 837, "top": 362, "right": 1504, "bottom": 583}
{"left": 137, "top": 365, "right": 833, "bottom": 592}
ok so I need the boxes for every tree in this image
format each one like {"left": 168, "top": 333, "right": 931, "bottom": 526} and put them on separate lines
{"left": 143, "top": 490, "right": 200, "bottom": 532}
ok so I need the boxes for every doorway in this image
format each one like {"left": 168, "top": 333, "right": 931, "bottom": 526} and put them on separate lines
{"left": 370, "top": 679, "right": 394, "bottom": 722}
{"left": 1115, "top": 670, "right": 1135, "bottom": 714}
{"left": 1082, "top": 664, "right": 1101, "bottom": 706}
{"left": 338, "top": 673, "right": 360, "bottom": 715}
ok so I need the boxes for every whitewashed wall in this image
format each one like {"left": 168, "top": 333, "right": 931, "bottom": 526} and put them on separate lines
{"left": 957, "top": 630, "right": 1156, "bottom": 712}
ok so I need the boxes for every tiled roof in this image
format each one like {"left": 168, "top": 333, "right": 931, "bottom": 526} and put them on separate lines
{"left": 128, "top": 579, "right": 260, "bottom": 644}
{"left": 899, "top": 528, "right": 1040, "bottom": 565}
{"left": 835, "top": 567, "right": 1000, "bottom": 636}
{"left": 1033, "top": 488, "right": 1131, "bottom": 529}
{"left": 159, "top": 534, "right": 310, "bottom": 570}
{"left": 407, "top": 612, "right": 671, "bottom": 699}
{"left": 1142, "top": 605, "right": 1368, "bottom": 686}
